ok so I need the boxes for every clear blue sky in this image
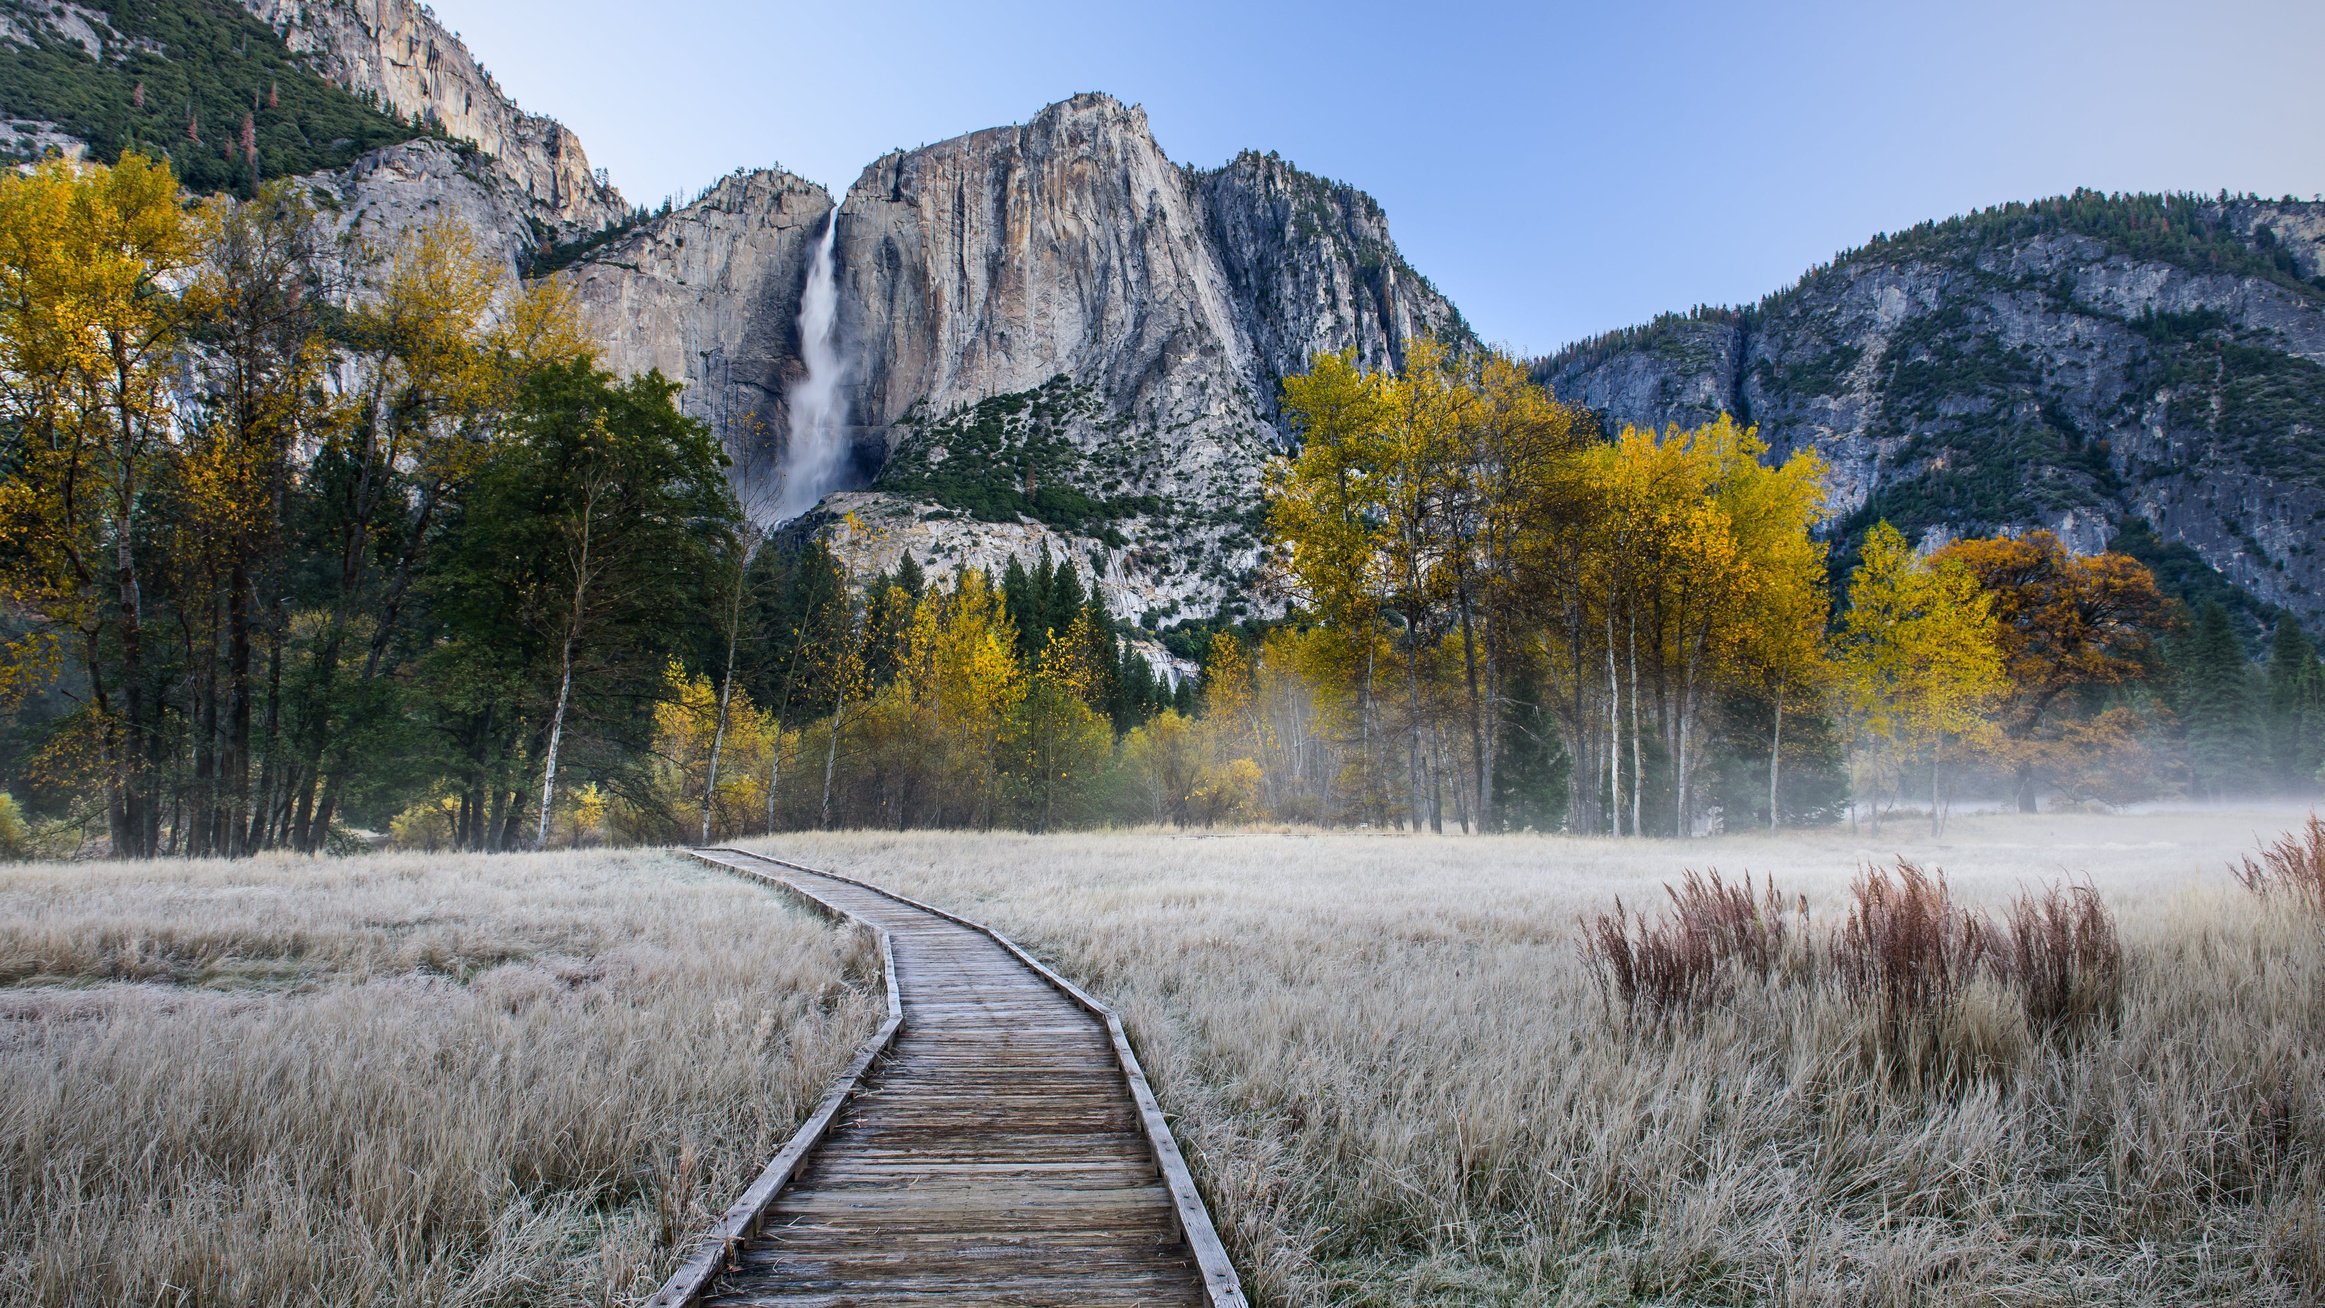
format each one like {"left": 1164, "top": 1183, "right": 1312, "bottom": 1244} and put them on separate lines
{"left": 430, "top": 0, "right": 2325, "bottom": 357}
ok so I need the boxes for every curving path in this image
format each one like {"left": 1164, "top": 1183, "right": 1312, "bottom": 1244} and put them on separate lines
{"left": 653, "top": 848, "right": 1243, "bottom": 1308}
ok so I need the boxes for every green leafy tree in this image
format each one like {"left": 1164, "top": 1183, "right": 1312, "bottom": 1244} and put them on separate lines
{"left": 425, "top": 361, "right": 732, "bottom": 849}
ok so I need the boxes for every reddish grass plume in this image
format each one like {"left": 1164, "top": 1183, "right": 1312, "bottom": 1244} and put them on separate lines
{"left": 1996, "top": 877, "right": 2123, "bottom": 1034}
{"left": 1828, "top": 860, "right": 1992, "bottom": 1036}
{"left": 1579, "top": 869, "right": 1798, "bottom": 1019}
{"left": 2234, "top": 812, "right": 2325, "bottom": 915}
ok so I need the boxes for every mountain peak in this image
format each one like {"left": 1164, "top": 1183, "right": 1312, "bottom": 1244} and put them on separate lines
{"left": 237, "top": 0, "right": 627, "bottom": 234}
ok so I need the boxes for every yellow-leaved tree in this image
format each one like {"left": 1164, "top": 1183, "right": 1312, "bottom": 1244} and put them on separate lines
{"left": 1014, "top": 634, "right": 1114, "bottom": 832}
{"left": 626, "top": 661, "right": 777, "bottom": 843}
{"left": 891, "top": 569, "right": 1023, "bottom": 827}
{"left": 1833, "top": 522, "right": 2008, "bottom": 835}
{"left": 0, "top": 154, "right": 195, "bottom": 855}
{"left": 1271, "top": 349, "right": 1395, "bottom": 821}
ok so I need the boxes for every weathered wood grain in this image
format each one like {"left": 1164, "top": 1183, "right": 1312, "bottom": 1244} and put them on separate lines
{"left": 650, "top": 848, "right": 1245, "bottom": 1308}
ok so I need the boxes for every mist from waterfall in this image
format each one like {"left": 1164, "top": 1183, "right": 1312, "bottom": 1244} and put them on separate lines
{"left": 772, "top": 203, "right": 850, "bottom": 523}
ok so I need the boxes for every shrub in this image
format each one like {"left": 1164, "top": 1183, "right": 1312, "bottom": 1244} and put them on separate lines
{"left": 1191, "top": 758, "right": 1263, "bottom": 827}
{"left": 0, "top": 793, "right": 28, "bottom": 860}
{"left": 1580, "top": 869, "right": 1798, "bottom": 1021}
{"left": 1829, "top": 860, "right": 1992, "bottom": 1038}
{"left": 1996, "top": 877, "right": 2122, "bottom": 1034}
{"left": 387, "top": 796, "right": 456, "bottom": 851}
{"left": 2234, "top": 813, "right": 2325, "bottom": 916}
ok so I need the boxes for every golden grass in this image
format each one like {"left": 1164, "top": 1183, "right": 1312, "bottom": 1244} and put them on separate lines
{"left": 757, "top": 807, "right": 2325, "bottom": 1306}
{"left": 0, "top": 847, "right": 880, "bottom": 1307}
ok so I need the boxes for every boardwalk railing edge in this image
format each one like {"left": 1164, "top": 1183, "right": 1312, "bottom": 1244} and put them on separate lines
{"left": 693, "top": 846, "right": 1250, "bottom": 1308}
{"left": 645, "top": 850, "right": 906, "bottom": 1308}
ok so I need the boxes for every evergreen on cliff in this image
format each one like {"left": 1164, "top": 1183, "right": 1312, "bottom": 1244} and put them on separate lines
{"left": 0, "top": 0, "right": 425, "bottom": 193}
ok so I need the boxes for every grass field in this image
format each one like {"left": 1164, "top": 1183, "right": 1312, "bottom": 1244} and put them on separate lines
{"left": 4, "top": 811, "right": 2318, "bottom": 1306}
{"left": 759, "top": 807, "right": 2325, "bottom": 1306}
{"left": 0, "top": 848, "right": 881, "bottom": 1307}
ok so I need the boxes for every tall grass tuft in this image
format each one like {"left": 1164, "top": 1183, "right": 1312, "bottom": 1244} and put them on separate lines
{"left": 2234, "top": 812, "right": 2325, "bottom": 915}
{"left": 1580, "top": 869, "right": 1798, "bottom": 1020}
{"left": 1997, "top": 876, "right": 2123, "bottom": 1034}
{"left": 1829, "top": 859, "right": 1992, "bottom": 1039}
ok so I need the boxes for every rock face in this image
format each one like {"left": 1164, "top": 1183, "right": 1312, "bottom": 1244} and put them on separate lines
{"left": 308, "top": 138, "right": 541, "bottom": 272}
{"left": 569, "top": 93, "right": 1463, "bottom": 621}
{"left": 237, "top": 0, "right": 626, "bottom": 236}
{"left": 567, "top": 169, "right": 835, "bottom": 496}
{"left": 1536, "top": 194, "right": 2325, "bottom": 624}
{"left": 1196, "top": 149, "right": 1473, "bottom": 414}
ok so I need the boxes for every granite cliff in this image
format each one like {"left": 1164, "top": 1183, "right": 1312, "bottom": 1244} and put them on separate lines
{"left": 1, "top": 0, "right": 622, "bottom": 256}
{"left": 570, "top": 93, "right": 1467, "bottom": 623}
{"left": 235, "top": 0, "right": 625, "bottom": 236}
{"left": 1536, "top": 193, "right": 2325, "bottom": 625}
{"left": 28, "top": 9, "right": 2313, "bottom": 631}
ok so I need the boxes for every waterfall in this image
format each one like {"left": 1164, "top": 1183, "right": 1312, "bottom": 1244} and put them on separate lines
{"left": 772, "top": 203, "right": 850, "bottom": 523}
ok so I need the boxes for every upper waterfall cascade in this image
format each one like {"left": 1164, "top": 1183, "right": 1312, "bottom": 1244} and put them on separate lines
{"left": 772, "top": 204, "right": 851, "bottom": 523}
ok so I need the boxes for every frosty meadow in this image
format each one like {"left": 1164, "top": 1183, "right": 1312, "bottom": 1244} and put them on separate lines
{"left": 5, "top": 808, "right": 2322, "bottom": 1304}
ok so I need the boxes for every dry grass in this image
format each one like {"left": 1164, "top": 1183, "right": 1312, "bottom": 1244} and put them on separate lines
{"left": 2236, "top": 812, "right": 2325, "bottom": 915}
{"left": 1827, "top": 860, "right": 1993, "bottom": 1050}
{"left": 1997, "top": 877, "right": 2124, "bottom": 1035}
{"left": 757, "top": 807, "right": 2325, "bottom": 1306}
{"left": 0, "top": 848, "right": 881, "bottom": 1308}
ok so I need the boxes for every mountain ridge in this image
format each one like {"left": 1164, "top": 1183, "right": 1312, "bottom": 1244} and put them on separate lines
{"left": 11, "top": 4, "right": 2320, "bottom": 631}
{"left": 234, "top": 0, "right": 626, "bottom": 234}
{"left": 1536, "top": 190, "right": 2325, "bottom": 626}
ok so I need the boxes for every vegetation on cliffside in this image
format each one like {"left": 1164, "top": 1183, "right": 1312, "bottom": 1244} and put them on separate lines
{"left": 0, "top": 0, "right": 424, "bottom": 192}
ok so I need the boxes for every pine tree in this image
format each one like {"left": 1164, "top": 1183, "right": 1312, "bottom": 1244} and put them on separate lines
{"left": 1047, "top": 558, "right": 1086, "bottom": 644}
{"left": 2265, "top": 617, "right": 2325, "bottom": 793}
{"left": 892, "top": 551, "right": 925, "bottom": 599}
{"left": 2174, "top": 602, "right": 2259, "bottom": 800}
{"left": 1001, "top": 554, "right": 1032, "bottom": 657}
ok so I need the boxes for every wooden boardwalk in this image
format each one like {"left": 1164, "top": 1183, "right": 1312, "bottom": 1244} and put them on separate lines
{"left": 652, "top": 849, "right": 1244, "bottom": 1308}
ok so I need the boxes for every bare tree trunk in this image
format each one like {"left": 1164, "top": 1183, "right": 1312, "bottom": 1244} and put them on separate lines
{"left": 702, "top": 634, "right": 737, "bottom": 845}
{"left": 113, "top": 486, "right": 150, "bottom": 856}
{"left": 224, "top": 560, "right": 252, "bottom": 857}
{"left": 1455, "top": 586, "right": 1489, "bottom": 833}
{"left": 1674, "top": 626, "right": 1707, "bottom": 838}
{"left": 1361, "top": 630, "right": 1380, "bottom": 824}
{"left": 1675, "top": 658, "right": 1691, "bottom": 839}
{"left": 1605, "top": 615, "right": 1622, "bottom": 837}
{"left": 1479, "top": 632, "right": 1499, "bottom": 833}
{"left": 820, "top": 702, "right": 846, "bottom": 829}
{"left": 1930, "top": 735, "right": 1944, "bottom": 838}
{"left": 1427, "top": 723, "right": 1446, "bottom": 834}
{"left": 1768, "top": 689, "right": 1784, "bottom": 831}
{"left": 1627, "top": 613, "right": 1643, "bottom": 839}
{"left": 1405, "top": 630, "right": 1425, "bottom": 832}
{"left": 535, "top": 644, "right": 577, "bottom": 850}
{"left": 535, "top": 485, "right": 601, "bottom": 850}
